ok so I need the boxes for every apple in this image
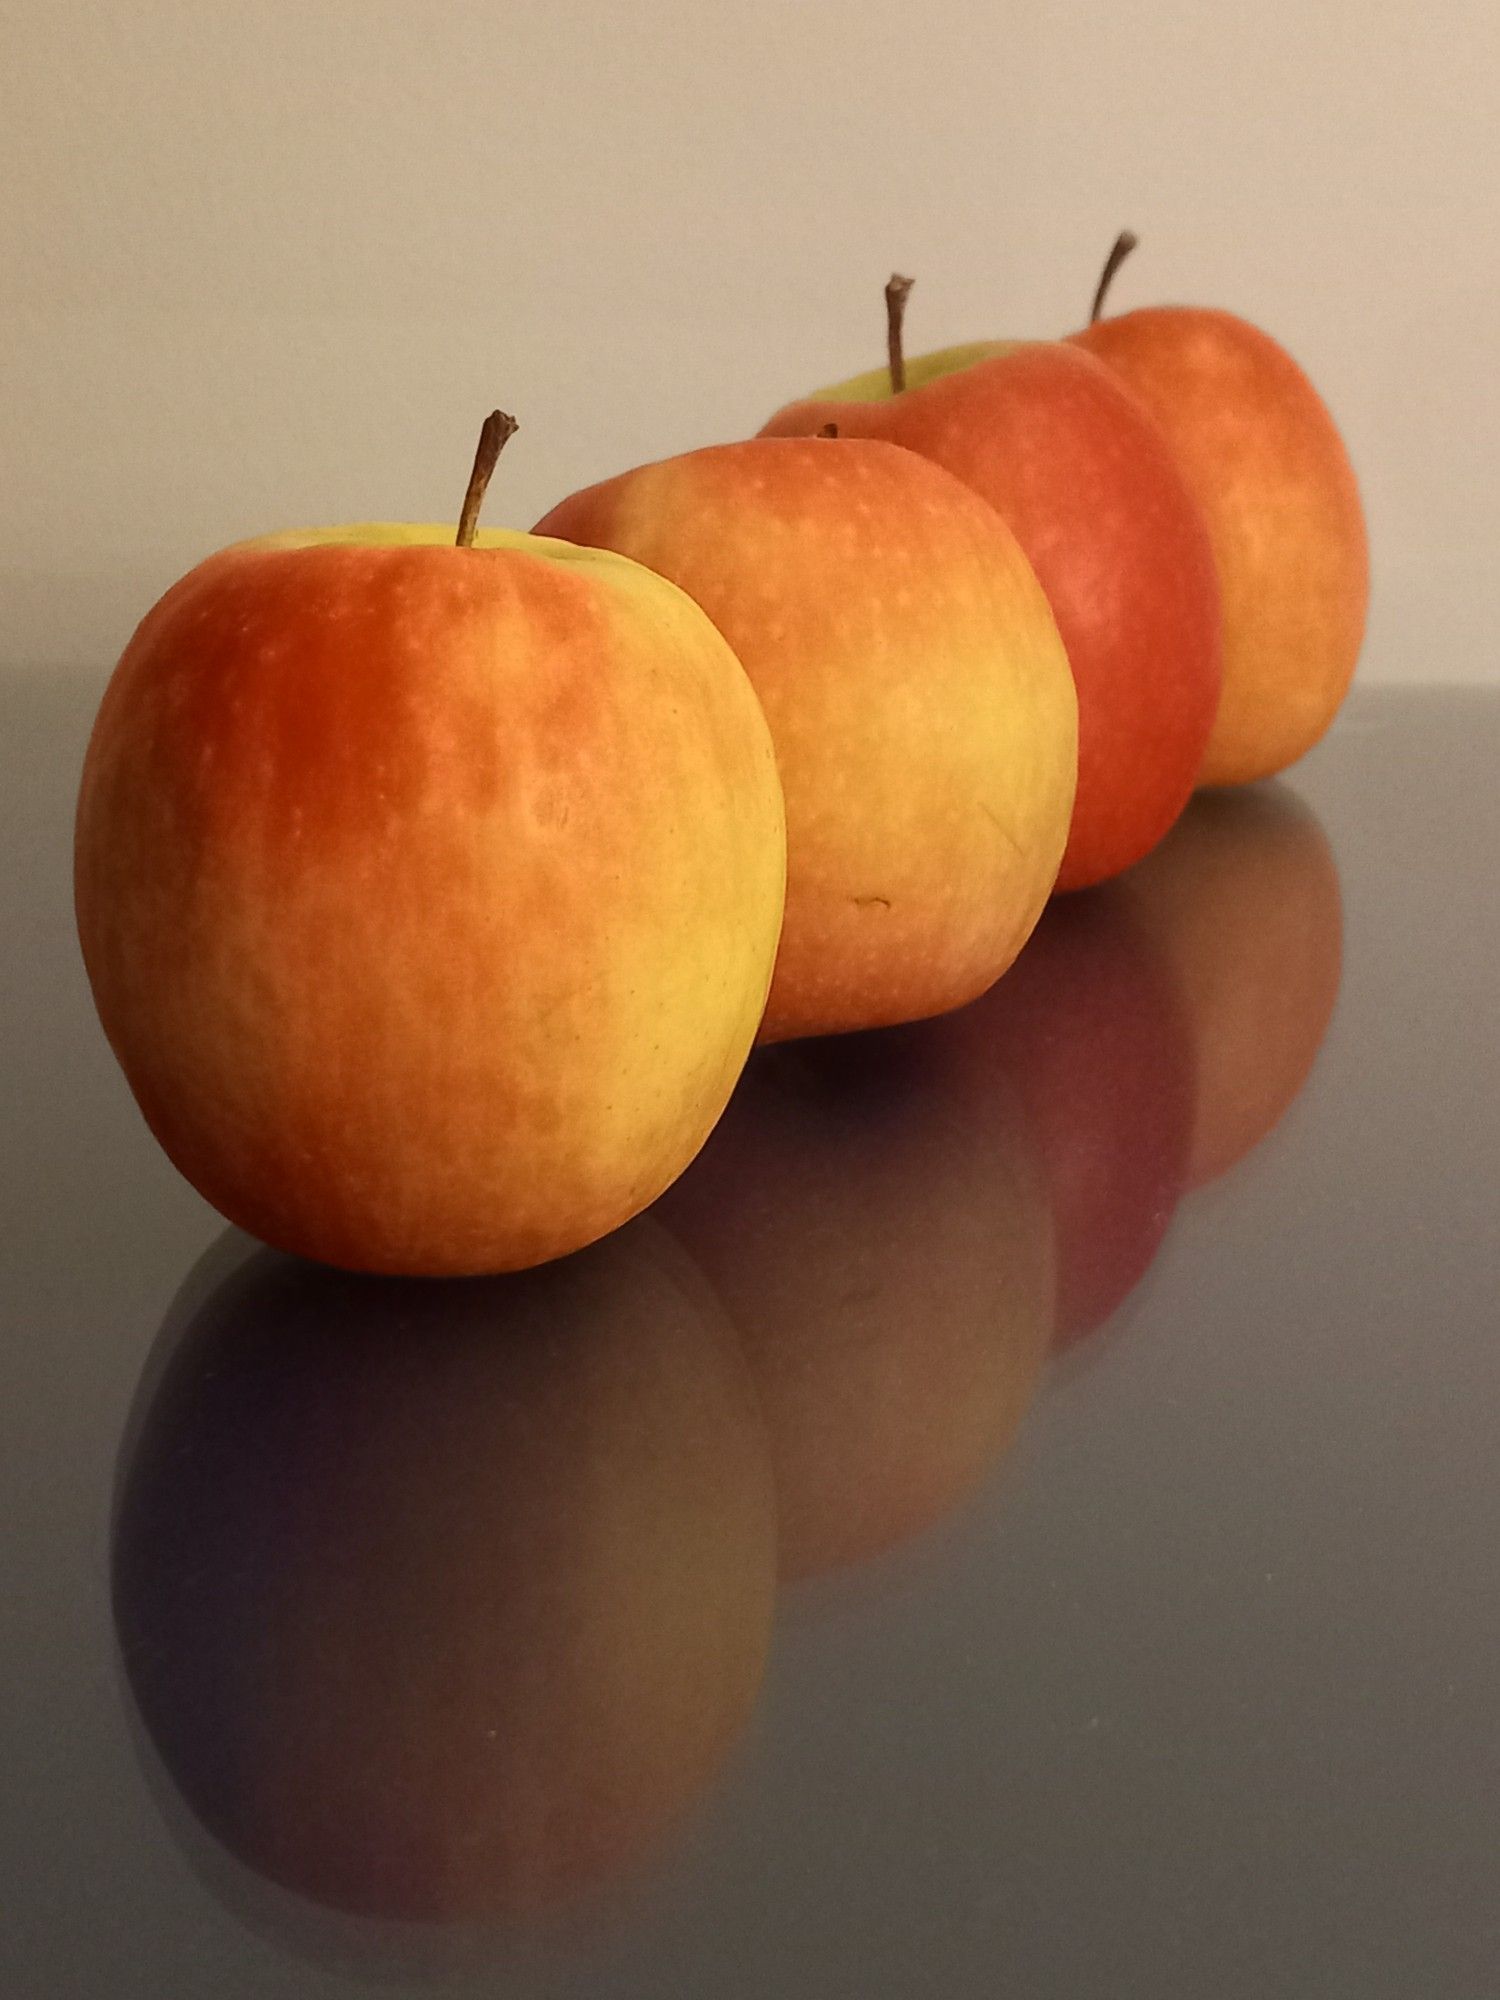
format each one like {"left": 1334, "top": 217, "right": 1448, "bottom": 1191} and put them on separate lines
{"left": 1072, "top": 233, "right": 1369, "bottom": 785}
{"left": 113, "top": 1218, "right": 776, "bottom": 1925}
{"left": 920, "top": 886, "right": 1197, "bottom": 1349}
{"left": 757, "top": 278, "right": 1221, "bottom": 892}
{"left": 75, "top": 415, "right": 786, "bottom": 1276}
{"left": 658, "top": 1028, "right": 1054, "bottom": 1578}
{"left": 1121, "top": 781, "right": 1343, "bottom": 1184}
{"left": 535, "top": 435, "right": 1077, "bottom": 1040}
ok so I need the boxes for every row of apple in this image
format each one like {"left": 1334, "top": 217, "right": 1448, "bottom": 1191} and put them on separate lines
{"left": 113, "top": 781, "right": 1343, "bottom": 1935}
{"left": 74, "top": 235, "right": 1366, "bottom": 1277}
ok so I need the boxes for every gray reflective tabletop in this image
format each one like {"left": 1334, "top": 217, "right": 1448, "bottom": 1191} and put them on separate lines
{"left": 3, "top": 674, "right": 1497, "bottom": 1998}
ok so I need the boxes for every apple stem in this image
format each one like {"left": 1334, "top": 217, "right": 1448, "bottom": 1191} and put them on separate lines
{"left": 885, "top": 274, "right": 914, "bottom": 394}
{"left": 1089, "top": 231, "right": 1139, "bottom": 324}
{"left": 456, "top": 410, "right": 519, "bottom": 547}
{"left": 817, "top": 421, "right": 840, "bottom": 437}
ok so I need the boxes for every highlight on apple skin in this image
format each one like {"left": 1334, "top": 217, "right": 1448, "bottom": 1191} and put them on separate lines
{"left": 112, "top": 1219, "right": 777, "bottom": 1931}
{"left": 536, "top": 434, "right": 1078, "bottom": 1041}
{"left": 1073, "top": 233, "right": 1370, "bottom": 787}
{"left": 659, "top": 1027, "right": 1055, "bottom": 1579}
{"left": 758, "top": 281, "right": 1222, "bottom": 893}
{"left": 75, "top": 420, "right": 788, "bottom": 1276}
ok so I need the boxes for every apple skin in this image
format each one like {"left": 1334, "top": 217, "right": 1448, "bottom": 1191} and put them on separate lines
{"left": 75, "top": 525, "right": 786, "bottom": 1275}
{"left": 536, "top": 438, "right": 1077, "bottom": 1041}
{"left": 1073, "top": 308, "right": 1368, "bottom": 786}
{"left": 758, "top": 345, "right": 1221, "bottom": 892}
{"left": 920, "top": 887, "right": 1197, "bottom": 1349}
{"left": 112, "top": 1219, "right": 775, "bottom": 1925}
{"left": 1121, "top": 783, "right": 1343, "bottom": 1185}
{"left": 658, "top": 1028, "right": 1055, "bottom": 1579}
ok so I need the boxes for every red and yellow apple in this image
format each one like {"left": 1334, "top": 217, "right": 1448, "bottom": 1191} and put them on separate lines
{"left": 536, "top": 435, "right": 1077, "bottom": 1040}
{"left": 758, "top": 285, "right": 1221, "bottom": 891}
{"left": 76, "top": 418, "right": 786, "bottom": 1275}
{"left": 1073, "top": 236, "right": 1369, "bottom": 785}
{"left": 113, "top": 1219, "right": 776, "bottom": 1925}
{"left": 658, "top": 1030, "right": 1054, "bottom": 1578}
{"left": 1122, "top": 782, "right": 1343, "bottom": 1184}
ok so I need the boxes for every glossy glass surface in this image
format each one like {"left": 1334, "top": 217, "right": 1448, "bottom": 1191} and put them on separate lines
{"left": 4, "top": 676, "right": 1498, "bottom": 1997}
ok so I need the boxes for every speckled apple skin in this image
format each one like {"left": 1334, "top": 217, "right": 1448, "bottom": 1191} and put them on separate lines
{"left": 537, "top": 437, "right": 1077, "bottom": 1042}
{"left": 76, "top": 527, "right": 786, "bottom": 1275}
{"left": 1074, "top": 308, "right": 1368, "bottom": 786}
{"left": 760, "top": 345, "right": 1222, "bottom": 891}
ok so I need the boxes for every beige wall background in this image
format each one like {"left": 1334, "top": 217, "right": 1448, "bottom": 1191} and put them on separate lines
{"left": 3, "top": 0, "right": 1495, "bottom": 681}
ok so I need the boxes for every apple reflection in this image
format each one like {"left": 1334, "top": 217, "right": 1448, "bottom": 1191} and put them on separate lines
{"left": 1123, "top": 782, "right": 1344, "bottom": 1186}
{"left": 658, "top": 1029, "right": 1057, "bottom": 1579}
{"left": 920, "top": 784, "right": 1343, "bottom": 1351}
{"left": 919, "top": 884, "right": 1198, "bottom": 1350}
{"left": 112, "top": 1218, "right": 776, "bottom": 1929}
{"left": 110, "top": 782, "right": 1341, "bottom": 1962}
